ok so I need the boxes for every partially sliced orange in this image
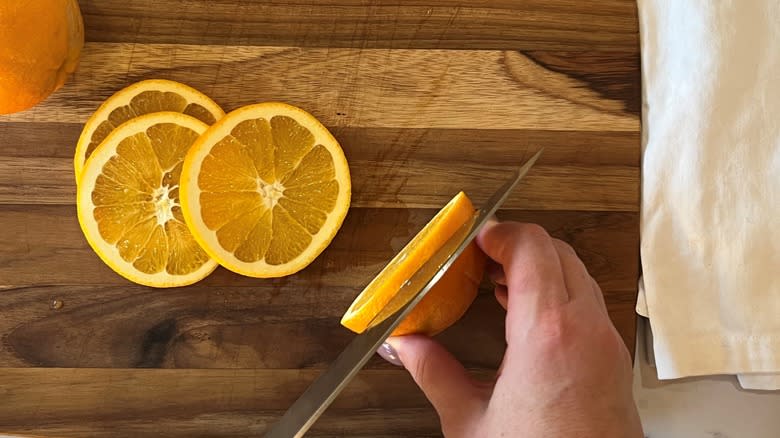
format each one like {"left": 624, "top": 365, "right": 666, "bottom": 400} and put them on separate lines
{"left": 74, "top": 79, "right": 225, "bottom": 180}
{"left": 77, "top": 112, "right": 218, "bottom": 287}
{"left": 341, "top": 192, "right": 487, "bottom": 337}
{"left": 179, "top": 102, "right": 351, "bottom": 278}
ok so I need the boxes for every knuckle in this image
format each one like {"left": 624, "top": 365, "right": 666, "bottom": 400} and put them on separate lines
{"left": 520, "top": 223, "right": 551, "bottom": 241}
{"left": 534, "top": 310, "right": 570, "bottom": 343}
{"left": 553, "top": 238, "right": 576, "bottom": 255}
{"left": 411, "top": 355, "right": 431, "bottom": 388}
{"left": 489, "top": 222, "right": 554, "bottom": 260}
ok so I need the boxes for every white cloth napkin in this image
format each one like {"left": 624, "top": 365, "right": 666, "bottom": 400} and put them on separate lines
{"left": 637, "top": 0, "right": 780, "bottom": 389}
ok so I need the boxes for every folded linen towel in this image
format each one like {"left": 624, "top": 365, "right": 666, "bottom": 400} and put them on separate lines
{"left": 637, "top": 0, "right": 780, "bottom": 389}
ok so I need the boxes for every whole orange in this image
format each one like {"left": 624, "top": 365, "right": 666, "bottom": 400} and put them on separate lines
{"left": 0, "top": 0, "right": 84, "bottom": 114}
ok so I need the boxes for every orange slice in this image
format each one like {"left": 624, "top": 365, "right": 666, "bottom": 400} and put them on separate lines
{"left": 179, "top": 102, "right": 351, "bottom": 278}
{"left": 77, "top": 112, "right": 218, "bottom": 287}
{"left": 74, "top": 79, "right": 225, "bottom": 180}
{"left": 341, "top": 192, "right": 487, "bottom": 337}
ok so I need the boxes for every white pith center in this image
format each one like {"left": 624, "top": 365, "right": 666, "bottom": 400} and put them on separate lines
{"left": 152, "top": 185, "right": 177, "bottom": 225}
{"left": 258, "top": 179, "right": 285, "bottom": 208}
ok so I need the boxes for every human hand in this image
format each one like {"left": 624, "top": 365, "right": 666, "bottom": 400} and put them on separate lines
{"left": 380, "top": 221, "right": 643, "bottom": 437}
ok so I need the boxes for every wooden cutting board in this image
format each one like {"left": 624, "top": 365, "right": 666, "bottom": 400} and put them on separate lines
{"left": 0, "top": 1, "right": 640, "bottom": 436}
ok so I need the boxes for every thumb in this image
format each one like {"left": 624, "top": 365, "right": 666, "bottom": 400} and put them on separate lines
{"left": 386, "top": 335, "right": 487, "bottom": 425}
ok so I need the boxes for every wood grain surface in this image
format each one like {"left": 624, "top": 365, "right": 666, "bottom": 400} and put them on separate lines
{"left": 0, "top": 0, "right": 640, "bottom": 436}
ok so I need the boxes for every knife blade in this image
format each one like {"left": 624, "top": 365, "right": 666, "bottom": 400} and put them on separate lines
{"left": 264, "top": 148, "right": 543, "bottom": 438}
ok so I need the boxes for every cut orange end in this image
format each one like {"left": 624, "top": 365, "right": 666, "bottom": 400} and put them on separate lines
{"left": 341, "top": 192, "right": 487, "bottom": 337}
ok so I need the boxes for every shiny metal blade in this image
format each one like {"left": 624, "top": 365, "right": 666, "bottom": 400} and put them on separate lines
{"left": 264, "top": 149, "right": 543, "bottom": 438}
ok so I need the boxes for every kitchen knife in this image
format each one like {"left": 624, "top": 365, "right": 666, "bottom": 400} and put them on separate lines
{"left": 264, "top": 148, "right": 544, "bottom": 438}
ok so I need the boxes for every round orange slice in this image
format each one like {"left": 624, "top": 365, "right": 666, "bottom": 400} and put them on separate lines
{"left": 74, "top": 79, "right": 225, "bottom": 180}
{"left": 77, "top": 112, "right": 218, "bottom": 287}
{"left": 341, "top": 192, "right": 487, "bottom": 337}
{"left": 179, "top": 102, "right": 351, "bottom": 278}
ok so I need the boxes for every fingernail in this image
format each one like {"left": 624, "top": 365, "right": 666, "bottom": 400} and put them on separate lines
{"left": 376, "top": 341, "right": 403, "bottom": 367}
